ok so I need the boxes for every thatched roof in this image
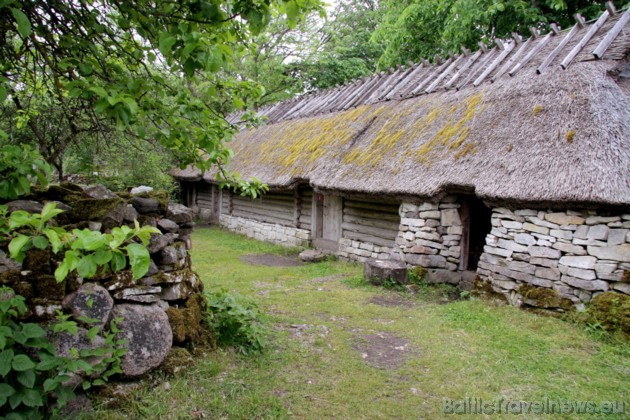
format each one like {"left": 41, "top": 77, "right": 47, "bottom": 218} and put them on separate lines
{"left": 172, "top": 7, "right": 630, "bottom": 207}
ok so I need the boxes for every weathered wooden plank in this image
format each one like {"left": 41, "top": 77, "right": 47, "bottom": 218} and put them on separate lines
{"left": 343, "top": 199, "right": 399, "bottom": 213}
{"left": 342, "top": 222, "right": 398, "bottom": 241}
{"left": 343, "top": 207, "right": 400, "bottom": 222}
{"left": 343, "top": 214, "right": 400, "bottom": 231}
{"left": 232, "top": 203, "right": 294, "bottom": 218}
{"left": 473, "top": 40, "right": 516, "bottom": 86}
{"left": 232, "top": 210, "right": 292, "bottom": 226}
{"left": 343, "top": 231, "right": 395, "bottom": 248}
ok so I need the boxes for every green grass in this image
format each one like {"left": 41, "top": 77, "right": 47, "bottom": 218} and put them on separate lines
{"left": 91, "top": 227, "right": 629, "bottom": 419}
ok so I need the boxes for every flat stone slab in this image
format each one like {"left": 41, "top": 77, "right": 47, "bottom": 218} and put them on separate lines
{"left": 240, "top": 254, "right": 303, "bottom": 267}
{"left": 364, "top": 259, "right": 408, "bottom": 285}
{"left": 299, "top": 249, "right": 328, "bottom": 262}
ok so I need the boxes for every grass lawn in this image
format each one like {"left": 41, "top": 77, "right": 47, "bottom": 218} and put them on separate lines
{"left": 93, "top": 227, "right": 629, "bottom": 419}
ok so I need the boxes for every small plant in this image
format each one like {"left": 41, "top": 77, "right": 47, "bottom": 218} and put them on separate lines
{"left": 0, "top": 145, "right": 51, "bottom": 200}
{"left": 0, "top": 287, "right": 125, "bottom": 417}
{"left": 407, "top": 267, "right": 427, "bottom": 286}
{"left": 204, "top": 290, "right": 268, "bottom": 354}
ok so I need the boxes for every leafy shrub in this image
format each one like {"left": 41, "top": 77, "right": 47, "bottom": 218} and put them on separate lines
{"left": 0, "top": 144, "right": 51, "bottom": 199}
{"left": 204, "top": 290, "right": 267, "bottom": 354}
{"left": 0, "top": 287, "right": 125, "bottom": 418}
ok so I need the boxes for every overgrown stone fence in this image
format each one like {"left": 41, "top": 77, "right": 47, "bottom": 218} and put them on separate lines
{"left": 0, "top": 183, "right": 204, "bottom": 378}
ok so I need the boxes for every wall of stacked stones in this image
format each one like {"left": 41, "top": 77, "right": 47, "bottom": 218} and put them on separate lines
{"left": 219, "top": 214, "right": 311, "bottom": 247}
{"left": 478, "top": 208, "right": 630, "bottom": 306}
{"left": 0, "top": 183, "right": 204, "bottom": 378}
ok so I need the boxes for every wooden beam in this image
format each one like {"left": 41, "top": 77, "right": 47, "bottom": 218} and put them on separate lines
{"left": 473, "top": 40, "right": 516, "bottom": 86}
{"left": 445, "top": 49, "right": 483, "bottom": 89}
{"left": 491, "top": 36, "right": 533, "bottom": 82}
{"left": 561, "top": 9, "right": 611, "bottom": 69}
{"left": 343, "top": 207, "right": 400, "bottom": 222}
{"left": 426, "top": 53, "right": 468, "bottom": 93}
{"left": 509, "top": 29, "right": 556, "bottom": 76}
{"left": 342, "top": 222, "right": 398, "bottom": 241}
{"left": 456, "top": 47, "right": 499, "bottom": 90}
{"left": 537, "top": 14, "right": 585, "bottom": 74}
{"left": 593, "top": 6, "right": 630, "bottom": 59}
{"left": 409, "top": 57, "right": 455, "bottom": 96}
{"left": 343, "top": 231, "right": 395, "bottom": 248}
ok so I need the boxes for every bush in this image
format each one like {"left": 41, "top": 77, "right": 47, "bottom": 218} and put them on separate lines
{"left": 204, "top": 290, "right": 267, "bottom": 354}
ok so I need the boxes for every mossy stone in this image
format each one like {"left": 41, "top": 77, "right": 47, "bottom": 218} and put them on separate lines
{"left": 587, "top": 292, "right": 630, "bottom": 335}
{"left": 166, "top": 293, "right": 205, "bottom": 345}
{"left": 519, "top": 284, "right": 573, "bottom": 311}
{"left": 68, "top": 198, "right": 125, "bottom": 223}
{"left": 157, "top": 347, "right": 194, "bottom": 376}
{"left": 471, "top": 276, "right": 507, "bottom": 302}
{"left": 23, "top": 248, "right": 52, "bottom": 275}
{"left": 33, "top": 274, "right": 66, "bottom": 300}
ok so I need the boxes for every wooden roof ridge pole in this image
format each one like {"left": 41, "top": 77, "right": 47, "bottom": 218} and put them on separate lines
{"left": 327, "top": 79, "right": 366, "bottom": 113}
{"left": 456, "top": 45, "right": 499, "bottom": 90}
{"left": 340, "top": 73, "right": 384, "bottom": 111}
{"left": 310, "top": 86, "right": 344, "bottom": 116}
{"left": 385, "top": 63, "right": 425, "bottom": 100}
{"left": 409, "top": 56, "right": 454, "bottom": 96}
{"left": 491, "top": 32, "right": 534, "bottom": 82}
{"left": 538, "top": 14, "right": 586, "bottom": 74}
{"left": 425, "top": 51, "right": 468, "bottom": 93}
{"left": 510, "top": 23, "right": 560, "bottom": 76}
{"left": 298, "top": 87, "right": 337, "bottom": 118}
{"left": 367, "top": 67, "right": 403, "bottom": 103}
{"left": 343, "top": 72, "right": 390, "bottom": 110}
{"left": 593, "top": 5, "right": 630, "bottom": 59}
{"left": 560, "top": 3, "right": 614, "bottom": 69}
{"left": 379, "top": 64, "right": 416, "bottom": 100}
{"left": 473, "top": 39, "right": 516, "bottom": 86}
{"left": 444, "top": 45, "right": 483, "bottom": 90}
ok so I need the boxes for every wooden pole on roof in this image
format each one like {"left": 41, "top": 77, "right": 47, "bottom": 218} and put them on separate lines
{"left": 561, "top": 3, "right": 614, "bottom": 69}
{"left": 456, "top": 44, "right": 499, "bottom": 90}
{"left": 409, "top": 56, "right": 454, "bottom": 96}
{"left": 492, "top": 32, "right": 534, "bottom": 82}
{"left": 510, "top": 23, "right": 560, "bottom": 76}
{"left": 537, "top": 14, "right": 586, "bottom": 74}
{"left": 425, "top": 53, "right": 467, "bottom": 93}
{"left": 444, "top": 48, "right": 483, "bottom": 89}
{"left": 593, "top": 5, "right": 629, "bottom": 59}
{"left": 473, "top": 39, "right": 515, "bottom": 86}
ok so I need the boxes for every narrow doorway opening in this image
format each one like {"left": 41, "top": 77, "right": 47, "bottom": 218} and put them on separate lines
{"left": 459, "top": 196, "right": 493, "bottom": 271}
{"left": 312, "top": 193, "right": 342, "bottom": 251}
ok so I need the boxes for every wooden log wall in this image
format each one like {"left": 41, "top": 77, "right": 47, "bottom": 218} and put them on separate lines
{"left": 298, "top": 188, "right": 313, "bottom": 229}
{"left": 342, "top": 198, "right": 400, "bottom": 247}
{"left": 231, "top": 190, "right": 295, "bottom": 226}
{"left": 196, "top": 183, "right": 214, "bottom": 209}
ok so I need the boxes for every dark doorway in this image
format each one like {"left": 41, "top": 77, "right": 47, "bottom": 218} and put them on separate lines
{"left": 458, "top": 196, "right": 493, "bottom": 271}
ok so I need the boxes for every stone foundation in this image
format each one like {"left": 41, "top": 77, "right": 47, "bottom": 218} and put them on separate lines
{"left": 478, "top": 208, "right": 630, "bottom": 307}
{"left": 219, "top": 215, "right": 311, "bottom": 247}
{"left": 394, "top": 198, "right": 462, "bottom": 271}
{"left": 337, "top": 238, "right": 392, "bottom": 261}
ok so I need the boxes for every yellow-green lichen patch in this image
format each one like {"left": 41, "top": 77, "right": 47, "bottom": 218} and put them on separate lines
{"left": 532, "top": 104, "right": 543, "bottom": 116}
{"left": 415, "top": 92, "right": 486, "bottom": 165}
{"left": 566, "top": 130, "right": 576, "bottom": 143}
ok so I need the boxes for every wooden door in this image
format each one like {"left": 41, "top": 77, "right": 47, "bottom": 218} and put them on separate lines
{"left": 312, "top": 194, "right": 341, "bottom": 251}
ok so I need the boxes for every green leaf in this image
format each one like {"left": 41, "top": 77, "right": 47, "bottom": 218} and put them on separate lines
{"left": 125, "top": 243, "right": 150, "bottom": 280}
{"left": 55, "top": 250, "right": 80, "bottom": 282}
{"left": 32, "top": 235, "right": 49, "bottom": 250}
{"left": 11, "top": 354, "right": 36, "bottom": 371}
{"left": 21, "top": 388, "right": 43, "bottom": 407}
{"left": 77, "top": 254, "right": 97, "bottom": 278}
{"left": 8, "top": 234, "right": 30, "bottom": 262}
{"left": 43, "top": 228, "right": 62, "bottom": 253}
{"left": 43, "top": 378, "right": 58, "bottom": 392}
{"left": 0, "top": 349, "right": 14, "bottom": 376}
{"left": 10, "top": 7, "right": 31, "bottom": 38}
{"left": 0, "top": 382, "right": 15, "bottom": 398}
{"left": 158, "top": 32, "right": 177, "bottom": 56}
{"left": 93, "top": 248, "right": 112, "bottom": 265}
{"left": 20, "top": 323, "right": 44, "bottom": 340}
{"left": 40, "top": 201, "right": 63, "bottom": 224}
{"left": 110, "top": 250, "right": 126, "bottom": 272}
{"left": 75, "top": 229, "right": 108, "bottom": 251}
{"left": 17, "top": 369, "right": 35, "bottom": 388}
{"left": 8, "top": 210, "right": 32, "bottom": 229}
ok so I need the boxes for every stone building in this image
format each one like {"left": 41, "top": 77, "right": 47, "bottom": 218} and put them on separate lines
{"left": 172, "top": 7, "right": 630, "bottom": 308}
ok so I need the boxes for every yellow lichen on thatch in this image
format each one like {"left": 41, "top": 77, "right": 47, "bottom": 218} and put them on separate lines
{"left": 532, "top": 104, "right": 543, "bottom": 116}
{"left": 566, "top": 129, "right": 576, "bottom": 143}
{"left": 415, "top": 92, "right": 485, "bottom": 164}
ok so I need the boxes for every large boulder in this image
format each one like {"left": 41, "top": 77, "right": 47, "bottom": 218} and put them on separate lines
{"left": 82, "top": 184, "right": 119, "bottom": 200}
{"left": 51, "top": 328, "right": 109, "bottom": 387}
{"left": 111, "top": 304, "right": 172, "bottom": 377}
{"left": 6, "top": 200, "right": 44, "bottom": 213}
{"left": 62, "top": 283, "right": 113, "bottom": 331}
{"left": 131, "top": 197, "right": 161, "bottom": 215}
{"left": 364, "top": 259, "right": 408, "bottom": 286}
{"left": 166, "top": 203, "right": 194, "bottom": 227}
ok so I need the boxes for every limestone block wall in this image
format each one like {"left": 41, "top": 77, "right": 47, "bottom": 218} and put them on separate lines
{"left": 478, "top": 208, "right": 630, "bottom": 305}
{"left": 219, "top": 214, "right": 311, "bottom": 247}
{"left": 394, "top": 197, "right": 463, "bottom": 271}
{"left": 337, "top": 238, "right": 392, "bottom": 261}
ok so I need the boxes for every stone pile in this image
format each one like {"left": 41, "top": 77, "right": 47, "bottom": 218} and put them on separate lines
{"left": 393, "top": 197, "right": 463, "bottom": 284}
{"left": 220, "top": 214, "right": 310, "bottom": 247}
{"left": 0, "top": 183, "right": 204, "bottom": 378}
{"left": 477, "top": 208, "right": 630, "bottom": 308}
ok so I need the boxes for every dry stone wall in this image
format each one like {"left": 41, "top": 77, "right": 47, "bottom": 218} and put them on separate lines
{"left": 220, "top": 214, "right": 310, "bottom": 247}
{"left": 0, "top": 183, "right": 204, "bottom": 379}
{"left": 478, "top": 208, "right": 630, "bottom": 307}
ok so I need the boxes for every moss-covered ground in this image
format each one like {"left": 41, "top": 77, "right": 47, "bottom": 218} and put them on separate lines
{"left": 92, "top": 227, "right": 629, "bottom": 419}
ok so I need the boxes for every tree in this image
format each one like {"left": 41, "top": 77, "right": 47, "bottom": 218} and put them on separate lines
{"left": 372, "top": 0, "right": 630, "bottom": 69}
{"left": 0, "top": 0, "right": 323, "bottom": 192}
